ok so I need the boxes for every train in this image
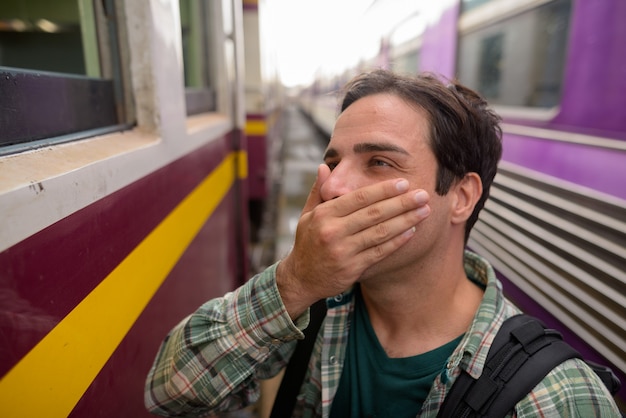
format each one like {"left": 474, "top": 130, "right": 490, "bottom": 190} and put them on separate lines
{"left": 1, "top": 0, "right": 624, "bottom": 416}
{"left": 299, "top": 0, "right": 626, "bottom": 408}
{"left": 0, "top": 0, "right": 279, "bottom": 416}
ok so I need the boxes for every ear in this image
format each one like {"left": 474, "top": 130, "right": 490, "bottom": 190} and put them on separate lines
{"left": 450, "top": 173, "right": 482, "bottom": 225}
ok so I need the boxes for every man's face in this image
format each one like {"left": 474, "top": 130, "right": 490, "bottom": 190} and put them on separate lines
{"left": 320, "top": 92, "right": 451, "bottom": 278}
{"left": 322, "top": 92, "right": 437, "bottom": 204}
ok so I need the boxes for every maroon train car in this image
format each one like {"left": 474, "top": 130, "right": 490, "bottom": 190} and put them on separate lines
{"left": 0, "top": 0, "right": 271, "bottom": 416}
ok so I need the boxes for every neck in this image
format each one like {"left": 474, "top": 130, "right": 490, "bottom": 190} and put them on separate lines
{"left": 359, "top": 251, "right": 483, "bottom": 358}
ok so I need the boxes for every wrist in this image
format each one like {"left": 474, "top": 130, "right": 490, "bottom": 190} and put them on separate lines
{"left": 276, "top": 257, "right": 315, "bottom": 320}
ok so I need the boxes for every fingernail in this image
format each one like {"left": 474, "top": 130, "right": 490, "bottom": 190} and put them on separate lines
{"left": 403, "top": 226, "right": 416, "bottom": 237}
{"left": 414, "top": 191, "right": 428, "bottom": 203}
{"left": 415, "top": 206, "right": 430, "bottom": 217}
{"left": 396, "top": 179, "right": 409, "bottom": 192}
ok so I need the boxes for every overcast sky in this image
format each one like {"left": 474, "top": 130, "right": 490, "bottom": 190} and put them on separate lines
{"left": 264, "top": 0, "right": 429, "bottom": 87}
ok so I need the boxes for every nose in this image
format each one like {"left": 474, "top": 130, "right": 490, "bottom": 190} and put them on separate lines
{"left": 319, "top": 162, "right": 359, "bottom": 201}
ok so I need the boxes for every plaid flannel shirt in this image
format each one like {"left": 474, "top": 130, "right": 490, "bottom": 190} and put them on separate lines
{"left": 145, "top": 251, "right": 620, "bottom": 417}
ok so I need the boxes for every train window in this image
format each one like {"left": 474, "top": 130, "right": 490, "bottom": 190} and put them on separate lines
{"left": 179, "top": 0, "right": 216, "bottom": 115}
{"left": 388, "top": 14, "right": 424, "bottom": 75}
{"left": 457, "top": 0, "right": 572, "bottom": 109}
{"left": 0, "top": 0, "right": 129, "bottom": 155}
{"left": 477, "top": 33, "right": 503, "bottom": 99}
{"left": 461, "top": 0, "right": 497, "bottom": 14}
{"left": 391, "top": 48, "right": 420, "bottom": 75}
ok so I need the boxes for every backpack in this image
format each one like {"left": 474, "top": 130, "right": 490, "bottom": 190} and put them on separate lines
{"left": 437, "top": 314, "right": 622, "bottom": 417}
{"left": 270, "top": 307, "right": 622, "bottom": 418}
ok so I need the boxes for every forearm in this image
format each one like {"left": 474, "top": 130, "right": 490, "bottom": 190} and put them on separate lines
{"left": 144, "top": 262, "right": 309, "bottom": 416}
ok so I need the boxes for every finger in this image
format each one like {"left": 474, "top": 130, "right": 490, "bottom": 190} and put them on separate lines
{"left": 353, "top": 203, "right": 430, "bottom": 251}
{"left": 341, "top": 189, "right": 430, "bottom": 235}
{"left": 301, "top": 164, "right": 331, "bottom": 214}
{"left": 329, "top": 178, "right": 410, "bottom": 217}
{"left": 356, "top": 210, "right": 429, "bottom": 264}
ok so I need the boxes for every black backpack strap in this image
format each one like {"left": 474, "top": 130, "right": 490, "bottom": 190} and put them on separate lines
{"left": 438, "top": 314, "right": 582, "bottom": 418}
{"left": 270, "top": 299, "right": 327, "bottom": 418}
{"left": 586, "top": 360, "right": 622, "bottom": 396}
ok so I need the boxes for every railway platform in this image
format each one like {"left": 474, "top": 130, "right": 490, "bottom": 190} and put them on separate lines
{"left": 244, "top": 103, "right": 329, "bottom": 418}
{"left": 250, "top": 104, "right": 328, "bottom": 276}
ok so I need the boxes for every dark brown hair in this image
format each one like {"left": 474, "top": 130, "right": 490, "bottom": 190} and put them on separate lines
{"left": 340, "top": 69, "right": 503, "bottom": 242}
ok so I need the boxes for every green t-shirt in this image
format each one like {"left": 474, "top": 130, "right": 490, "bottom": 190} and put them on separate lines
{"left": 329, "top": 287, "right": 463, "bottom": 418}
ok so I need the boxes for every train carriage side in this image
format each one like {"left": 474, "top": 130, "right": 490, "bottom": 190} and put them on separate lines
{"left": 0, "top": 0, "right": 254, "bottom": 416}
{"left": 450, "top": 0, "right": 626, "bottom": 406}
{"left": 243, "top": 0, "right": 285, "bottom": 242}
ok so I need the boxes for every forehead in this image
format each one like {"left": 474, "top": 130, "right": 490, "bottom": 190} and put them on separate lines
{"left": 330, "top": 93, "right": 430, "bottom": 149}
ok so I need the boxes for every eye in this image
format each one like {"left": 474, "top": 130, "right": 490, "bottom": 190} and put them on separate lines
{"left": 326, "top": 161, "right": 339, "bottom": 171}
{"left": 370, "top": 158, "right": 392, "bottom": 168}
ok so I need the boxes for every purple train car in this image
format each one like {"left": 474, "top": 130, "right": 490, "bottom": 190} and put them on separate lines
{"left": 301, "top": 0, "right": 625, "bottom": 408}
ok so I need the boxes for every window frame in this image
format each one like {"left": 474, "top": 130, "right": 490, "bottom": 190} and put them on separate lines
{"left": 0, "top": 0, "right": 132, "bottom": 155}
{"left": 457, "top": 0, "right": 572, "bottom": 121}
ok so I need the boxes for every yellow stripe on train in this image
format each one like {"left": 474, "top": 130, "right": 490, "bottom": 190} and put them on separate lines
{"left": 0, "top": 151, "right": 246, "bottom": 417}
{"left": 245, "top": 119, "right": 267, "bottom": 136}
{"left": 238, "top": 148, "right": 248, "bottom": 179}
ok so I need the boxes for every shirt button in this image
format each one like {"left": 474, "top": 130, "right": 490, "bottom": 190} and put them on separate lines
{"left": 333, "top": 294, "right": 343, "bottom": 303}
{"left": 329, "top": 356, "right": 338, "bottom": 365}
{"left": 270, "top": 338, "right": 281, "bottom": 345}
{"left": 259, "top": 346, "right": 270, "bottom": 354}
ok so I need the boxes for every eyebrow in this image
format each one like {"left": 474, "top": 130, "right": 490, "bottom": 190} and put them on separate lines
{"left": 324, "top": 142, "right": 410, "bottom": 160}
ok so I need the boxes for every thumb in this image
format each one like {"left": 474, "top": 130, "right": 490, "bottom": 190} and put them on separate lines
{"left": 302, "top": 164, "right": 331, "bottom": 213}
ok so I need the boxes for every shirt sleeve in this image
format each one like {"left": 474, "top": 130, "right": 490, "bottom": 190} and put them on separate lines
{"left": 515, "top": 358, "right": 622, "bottom": 418}
{"left": 144, "top": 262, "right": 310, "bottom": 417}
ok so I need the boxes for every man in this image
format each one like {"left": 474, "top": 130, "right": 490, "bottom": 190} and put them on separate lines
{"left": 145, "top": 70, "right": 619, "bottom": 417}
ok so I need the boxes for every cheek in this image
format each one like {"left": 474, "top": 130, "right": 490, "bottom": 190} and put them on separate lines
{"left": 417, "top": 195, "right": 452, "bottom": 233}
{"left": 405, "top": 171, "right": 436, "bottom": 199}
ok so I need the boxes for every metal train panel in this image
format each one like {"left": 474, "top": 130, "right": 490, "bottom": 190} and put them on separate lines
{"left": 66, "top": 144, "right": 245, "bottom": 418}
{"left": 243, "top": 0, "right": 285, "bottom": 233}
{"left": 499, "top": 129, "right": 626, "bottom": 200}
{"left": 554, "top": 0, "right": 626, "bottom": 133}
{"left": 0, "top": 0, "right": 260, "bottom": 415}
{"left": 246, "top": 113, "right": 270, "bottom": 201}
{"left": 457, "top": 3, "right": 626, "bottom": 397}
{"left": 0, "top": 134, "right": 248, "bottom": 416}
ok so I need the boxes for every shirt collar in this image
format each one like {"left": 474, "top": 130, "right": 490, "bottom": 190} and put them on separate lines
{"left": 446, "top": 250, "right": 506, "bottom": 379}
